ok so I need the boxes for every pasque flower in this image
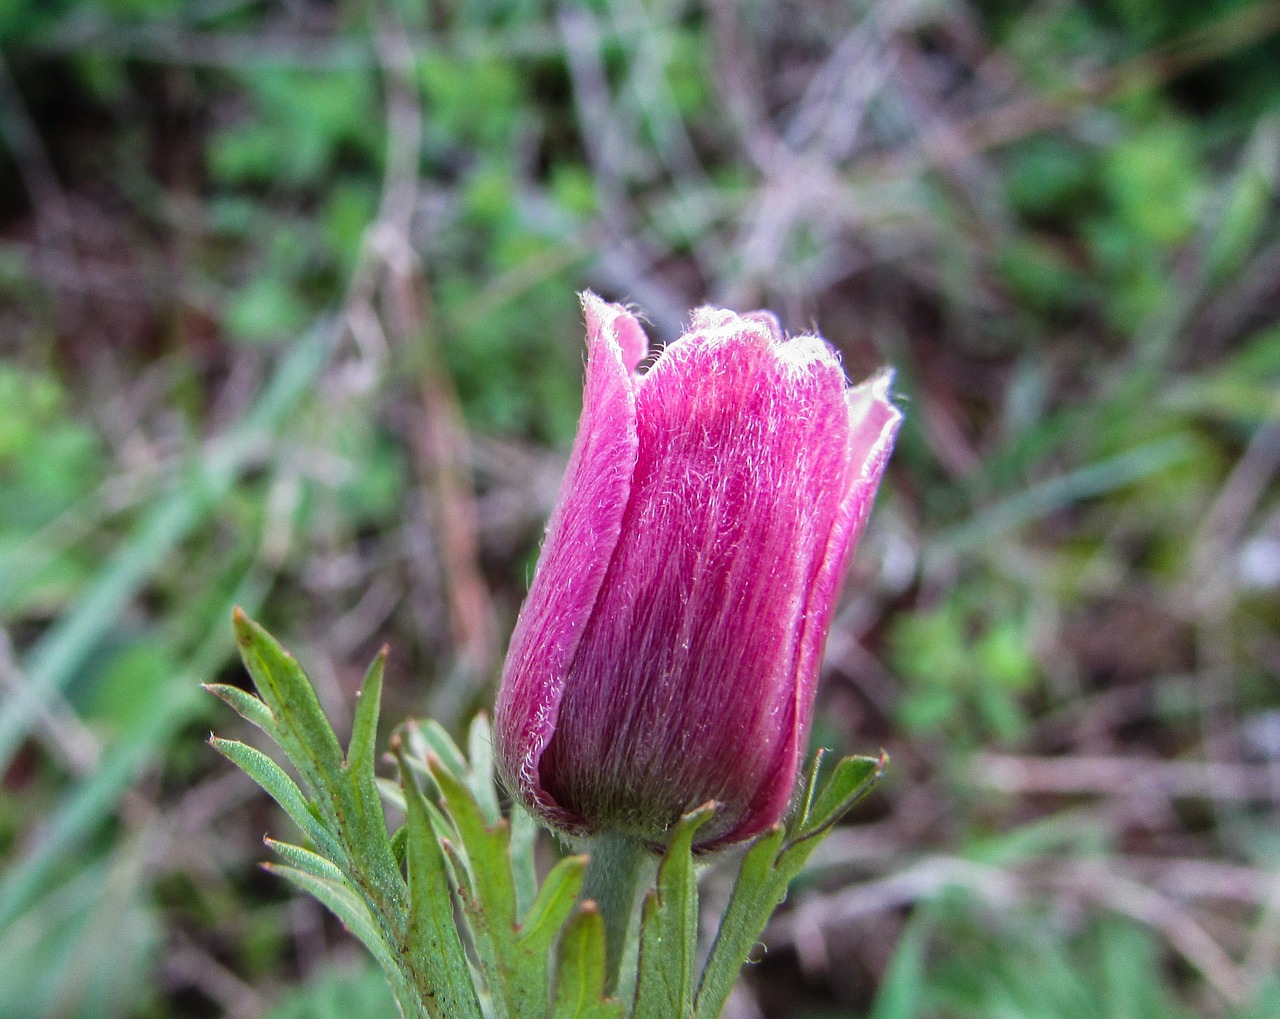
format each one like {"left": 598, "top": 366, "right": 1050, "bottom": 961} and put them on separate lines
{"left": 494, "top": 294, "right": 900, "bottom": 851}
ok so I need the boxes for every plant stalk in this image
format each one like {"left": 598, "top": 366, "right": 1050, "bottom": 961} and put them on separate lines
{"left": 580, "top": 832, "right": 648, "bottom": 995}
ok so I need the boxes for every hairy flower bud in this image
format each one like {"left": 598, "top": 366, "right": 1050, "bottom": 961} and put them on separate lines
{"left": 494, "top": 294, "right": 900, "bottom": 850}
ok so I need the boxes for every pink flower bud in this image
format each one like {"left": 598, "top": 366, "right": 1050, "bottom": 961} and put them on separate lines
{"left": 494, "top": 293, "right": 900, "bottom": 850}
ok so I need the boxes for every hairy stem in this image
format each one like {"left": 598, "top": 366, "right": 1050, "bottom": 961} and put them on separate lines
{"left": 580, "top": 832, "right": 649, "bottom": 996}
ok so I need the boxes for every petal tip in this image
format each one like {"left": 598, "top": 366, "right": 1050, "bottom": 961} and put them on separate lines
{"left": 580, "top": 290, "right": 648, "bottom": 373}
{"left": 848, "top": 367, "right": 903, "bottom": 427}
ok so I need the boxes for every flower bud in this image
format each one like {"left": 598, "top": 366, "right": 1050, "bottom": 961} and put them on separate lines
{"left": 494, "top": 294, "right": 900, "bottom": 850}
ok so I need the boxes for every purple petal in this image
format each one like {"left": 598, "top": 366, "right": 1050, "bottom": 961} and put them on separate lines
{"left": 493, "top": 293, "right": 644, "bottom": 830}
{"left": 742, "top": 369, "right": 902, "bottom": 843}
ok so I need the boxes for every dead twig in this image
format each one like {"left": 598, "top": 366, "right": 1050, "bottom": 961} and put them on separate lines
{"left": 972, "top": 752, "right": 1280, "bottom": 802}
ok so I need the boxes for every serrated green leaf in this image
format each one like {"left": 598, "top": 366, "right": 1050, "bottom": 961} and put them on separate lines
{"left": 796, "top": 753, "right": 885, "bottom": 843}
{"left": 517, "top": 854, "right": 587, "bottom": 953}
{"left": 210, "top": 737, "right": 339, "bottom": 859}
{"left": 634, "top": 804, "right": 714, "bottom": 1019}
{"left": 396, "top": 742, "right": 469, "bottom": 890}
{"left": 551, "top": 905, "right": 625, "bottom": 1019}
{"left": 399, "top": 748, "right": 485, "bottom": 1019}
{"left": 425, "top": 753, "right": 516, "bottom": 913}
{"left": 203, "top": 682, "right": 279, "bottom": 740}
{"left": 231, "top": 613, "right": 406, "bottom": 918}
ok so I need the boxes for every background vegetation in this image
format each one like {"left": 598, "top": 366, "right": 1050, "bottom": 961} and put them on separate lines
{"left": 1, "top": 0, "right": 1278, "bottom": 1016}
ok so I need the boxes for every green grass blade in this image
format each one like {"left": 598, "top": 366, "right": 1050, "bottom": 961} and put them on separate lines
{"left": 0, "top": 323, "right": 333, "bottom": 775}
{"left": 868, "top": 914, "right": 932, "bottom": 1019}
{"left": 0, "top": 578, "right": 264, "bottom": 932}
{"left": 0, "top": 684, "right": 195, "bottom": 930}
{"left": 939, "top": 436, "right": 1193, "bottom": 554}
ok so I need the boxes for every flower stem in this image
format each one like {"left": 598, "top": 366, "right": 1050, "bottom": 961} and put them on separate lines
{"left": 580, "top": 832, "right": 648, "bottom": 995}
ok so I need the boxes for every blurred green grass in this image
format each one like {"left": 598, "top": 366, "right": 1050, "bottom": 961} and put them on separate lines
{"left": 1, "top": 0, "right": 1278, "bottom": 1016}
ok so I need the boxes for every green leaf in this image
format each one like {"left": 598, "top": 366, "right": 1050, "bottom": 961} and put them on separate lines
{"left": 695, "top": 754, "right": 885, "bottom": 1019}
{"left": 510, "top": 804, "right": 540, "bottom": 919}
{"left": 390, "top": 825, "right": 408, "bottom": 871}
{"left": 518, "top": 854, "right": 587, "bottom": 953}
{"left": 232, "top": 609, "right": 345, "bottom": 810}
{"left": 343, "top": 648, "right": 396, "bottom": 877}
{"left": 347, "top": 647, "right": 386, "bottom": 783}
{"left": 466, "top": 713, "right": 502, "bottom": 826}
{"left": 232, "top": 612, "right": 406, "bottom": 917}
{"left": 693, "top": 828, "right": 788, "bottom": 1019}
{"left": 266, "top": 863, "right": 423, "bottom": 1018}
{"left": 551, "top": 905, "right": 625, "bottom": 1019}
{"left": 795, "top": 754, "right": 885, "bottom": 844}
{"left": 210, "top": 737, "right": 339, "bottom": 859}
{"left": 634, "top": 804, "right": 715, "bottom": 1019}
{"left": 424, "top": 752, "right": 516, "bottom": 912}
{"left": 203, "top": 682, "right": 280, "bottom": 741}
{"left": 377, "top": 776, "right": 407, "bottom": 812}
{"left": 399, "top": 747, "right": 486, "bottom": 1019}
{"left": 410, "top": 719, "right": 470, "bottom": 778}
{"left": 266, "top": 839, "right": 352, "bottom": 887}
{"left": 425, "top": 753, "right": 547, "bottom": 1019}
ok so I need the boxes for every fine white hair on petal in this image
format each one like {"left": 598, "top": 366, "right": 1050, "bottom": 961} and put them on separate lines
{"left": 683, "top": 307, "right": 778, "bottom": 349}
{"left": 771, "top": 332, "right": 841, "bottom": 374}
{"left": 672, "top": 307, "right": 843, "bottom": 380}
